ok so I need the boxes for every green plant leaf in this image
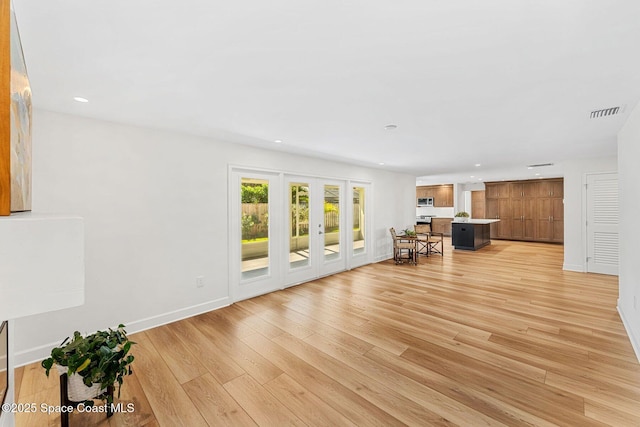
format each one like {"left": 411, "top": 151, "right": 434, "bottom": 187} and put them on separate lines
{"left": 41, "top": 324, "right": 136, "bottom": 402}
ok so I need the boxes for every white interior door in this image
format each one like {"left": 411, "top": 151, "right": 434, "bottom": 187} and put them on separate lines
{"left": 586, "top": 173, "right": 619, "bottom": 275}
{"left": 285, "top": 177, "right": 346, "bottom": 286}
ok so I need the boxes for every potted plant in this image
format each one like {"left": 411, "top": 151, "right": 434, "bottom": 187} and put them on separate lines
{"left": 454, "top": 211, "right": 470, "bottom": 222}
{"left": 41, "top": 324, "right": 135, "bottom": 404}
{"left": 402, "top": 228, "right": 417, "bottom": 237}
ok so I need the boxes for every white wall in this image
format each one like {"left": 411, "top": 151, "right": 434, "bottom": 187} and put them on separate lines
{"left": 456, "top": 182, "right": 485, "bottom": 216}
{"left": 618, "top": 101, "right": 640, "bottom": 361}
{"left": 12, "top": 109, "right": 415, "bottom": 365}
{"left": 562, "top": 156, "right": 617, "bottom": 272}
{"left": 459, "top": 183, "right": 486, "bottom": 192}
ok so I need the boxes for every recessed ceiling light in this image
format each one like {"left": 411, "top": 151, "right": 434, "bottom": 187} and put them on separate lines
{"left": 470, "top": 175, "right": 475, "bottom": 178}
{"left": 274, "top": 139, "right": 283, "bottom": 143}
{"left": 527, "top": 167, "right": 533, "bottom": 170}
{"left": 73, "top": 97, "right": 89, "bottom": 103}
{"left": 475, "top": 163, "right": 481, "bottom": 167}
{"left": 378, "top": 162, "right": 385, "bottom": 165}
{"left": 478, "top": 178, "right": 483, "bottom": 181}
{"left": 384, "top": 124, "right": 397, "bottom": 131}
{"left": 535, "top": 173, "right": 540, "bottom": 176}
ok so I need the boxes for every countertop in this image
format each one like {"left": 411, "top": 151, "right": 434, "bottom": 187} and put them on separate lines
{"left": 453, "top": 219, "right": 500, "bottom": 224}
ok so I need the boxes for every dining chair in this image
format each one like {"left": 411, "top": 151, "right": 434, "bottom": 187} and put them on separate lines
{"left": 414, "top": 224, "right": 431, "bottom": 256}
{"left": 389, "top": 227, "right": 417, "bottom": 264}
{"left": 415, "top": 223, "right": 444, "bottom": 256}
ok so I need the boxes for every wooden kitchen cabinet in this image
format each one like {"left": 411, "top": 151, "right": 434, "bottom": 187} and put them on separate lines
{"left": 510, "top": 181, "right": 537, "bottom": 198}
{"left": 511, "top": 197, "right": 536, "bottom": 240}
{"left": 416, "top": 184, "right": 453, "bottom": 207}
{"left": 434, "top": 185, "right": 453, "bottom": 207}
{"left": 485, "top": 183, "right": 510, "bottom": 199}
{"left": 485, "top": 198, "right": 511, "bottom": 239}
{"left": 485, "top": 178, "right": 563, "bottom": 243}
{"left": 536, "top": 179, "right": 563, "bottom": 198}
{"left": 535, "top": 192, "right": 564, "bottom": 242}
{"left": 416, "top": 186, "right": 432, "bottom": 199}
{"left": 509, "top": 181, "right": 536, "bottom": 240}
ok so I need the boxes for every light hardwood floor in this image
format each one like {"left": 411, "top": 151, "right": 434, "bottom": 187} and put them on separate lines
{"left": 14, "top": 239, "right": 640, "bottom": 426}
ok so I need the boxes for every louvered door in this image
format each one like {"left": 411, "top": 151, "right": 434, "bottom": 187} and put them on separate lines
{"left": 586, "top": 173, "right": 618, "bottom": 275}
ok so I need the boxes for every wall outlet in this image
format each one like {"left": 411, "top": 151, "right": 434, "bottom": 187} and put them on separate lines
{"left": 196, "top": 276, "right": 205, "bottom": 288}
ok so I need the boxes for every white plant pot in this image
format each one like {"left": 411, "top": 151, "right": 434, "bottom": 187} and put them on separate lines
{"left": 56, "top": 365, "right": 106, "bottom": 401}
{"left": 455, "top": 217, "right": 469, "bottom": 222}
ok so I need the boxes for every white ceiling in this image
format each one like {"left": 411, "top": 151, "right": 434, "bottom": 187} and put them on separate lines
{"left": 13, "top": 1, "right": 640, "bottom": 184}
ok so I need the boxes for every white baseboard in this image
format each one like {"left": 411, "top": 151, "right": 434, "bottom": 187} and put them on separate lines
{"left": 374, "top": 254, "right": 393, "bottom": 263}
{"left": 13, "top": 297, "right": 231, "bottom": 367}
{"left": 618, "top": 302, "right": 640, "bottom": 364}
{"left": 562, "top": 263, "right": 585, "bottom": 272}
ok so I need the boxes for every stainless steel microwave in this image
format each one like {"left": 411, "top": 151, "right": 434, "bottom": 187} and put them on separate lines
{"left": 417, "top": 197, "right": 434, "bottom": 207}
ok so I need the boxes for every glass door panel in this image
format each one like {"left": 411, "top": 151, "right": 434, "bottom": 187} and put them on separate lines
{"left": 323, "top": 184, "right": 341, "bottom": 262}
{"left": 289, "top": 182, "right": 310, "bottom": 269}
{"left": 353, "top": 186, "right": 365, "bottom": 255}
{"left": 241, "top": 178, "right": 270, "bottom": 280}
{"left": 231, "top": 169, "right": 281, "bottom": 302}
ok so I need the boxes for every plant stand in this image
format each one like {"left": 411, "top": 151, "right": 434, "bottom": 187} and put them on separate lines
{"left": 59, "top": 373, "right": 114, "bottom": 427}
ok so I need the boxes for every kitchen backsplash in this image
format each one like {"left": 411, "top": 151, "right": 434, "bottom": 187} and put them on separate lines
{"left": 416, "top": 206, "right": 455, "bottom": 218}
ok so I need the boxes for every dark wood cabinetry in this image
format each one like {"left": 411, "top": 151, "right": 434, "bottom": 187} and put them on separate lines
{"left": 485, "top": 179, "right": 563, "bottom": 243}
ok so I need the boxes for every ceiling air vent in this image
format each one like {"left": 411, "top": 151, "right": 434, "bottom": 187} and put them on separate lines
{"left": 527, "top": 163, "right": 554, "bottom": 168}
{"left": 590, "top": 106, "right": 621, "bottom": 119}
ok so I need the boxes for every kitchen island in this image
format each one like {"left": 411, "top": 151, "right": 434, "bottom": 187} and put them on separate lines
{"left": 451, "top": 219, "right": 500, "bottom": 250}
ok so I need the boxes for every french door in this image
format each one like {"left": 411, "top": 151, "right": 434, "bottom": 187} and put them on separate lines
{"left": 230, "top": 167, "right": 371, "bottom": 301}
{"left": 285, "top": 177, "right": 347, "bottom": 286}
{"left": 230, "top": 170, "right": 282, "bottom": 301}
